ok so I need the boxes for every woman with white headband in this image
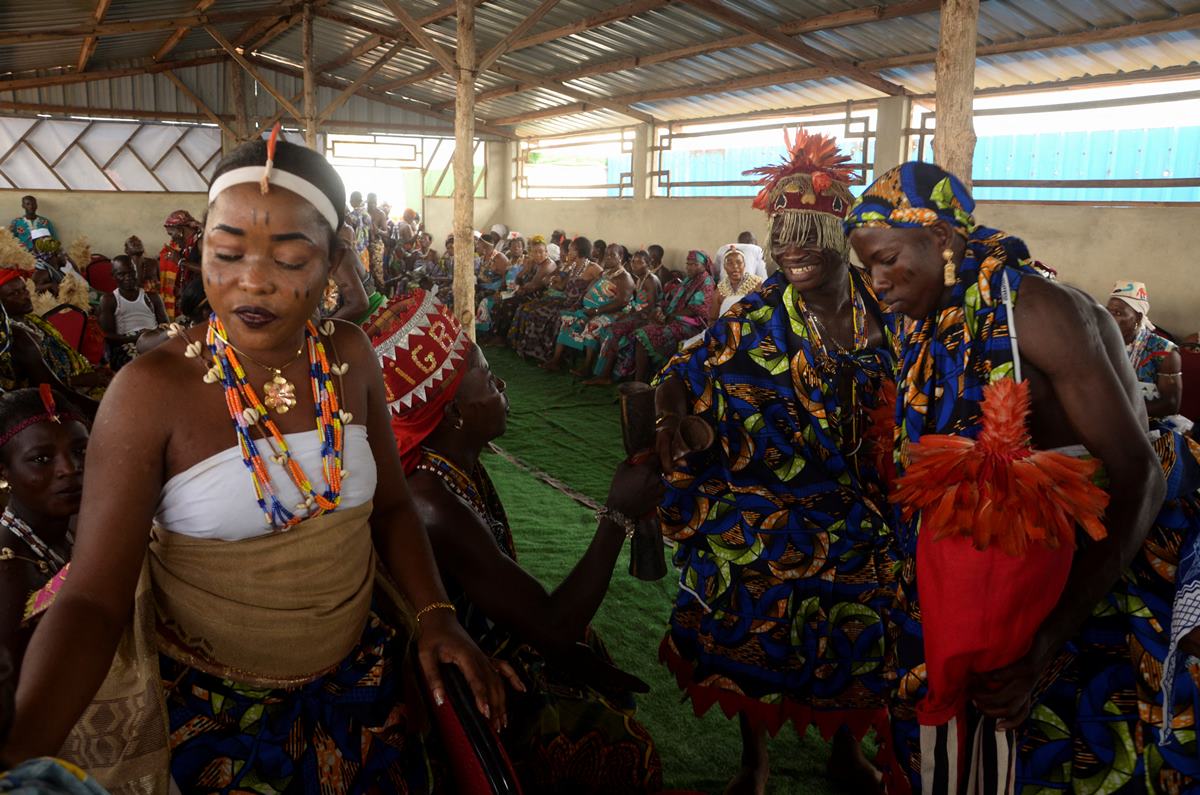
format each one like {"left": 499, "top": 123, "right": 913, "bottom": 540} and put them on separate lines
{"left": 2, "top": 128, "right": 506, "bottom": 793}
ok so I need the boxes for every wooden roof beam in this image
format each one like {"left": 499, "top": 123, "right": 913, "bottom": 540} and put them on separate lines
{"left": 490, "top": 64, "right": 656, "bottom": 124}
{"left": 206, "top": 26, "right": 304, "bottom": 121}
{"left": 153, "top": 0, "right": 216, "bottom": 61}
{"left": 245, "top": 55, "right": 516, "bottom": 140}
{"left": 379, "top": 0, "right": 456, "bottom": 73}
{"left": 680, "top": 0, "right": 905, "bottom": 95}
{"left": 433, "top": 0, "right": 939, "bottom": 111}
{"left": 76, "top": 0, "right": 112, "bottom": 72}
{"left": 380, "top": 0, "right": 672, "bottom": 95}
{"left": 311, "top": 1, "right": 487, "bottom": 42}
{"left": 0, "top": 53, "right": 225, "bottom": 93}
{"left": 483, "top": 11, "right": 1200, "bottom": 128}
{"left": 508, "top": 0, "right": 673, "bottom": 51}
{"left": 476, "top": 0, "right": 561, "bottom": 73}
{"left": 162, "top": 68, "right": 236, "bottom": 138}
{"left": 318, "top": 33, "right": 388, "bottom": 74}
{"left": 317, "top": 41, "right": 404, "bottom": 123}
{"left": 375, "top": 64, "right": 445, "bottom": 92}
{"left": 0, "top": 7, "right": 296, "bottom": 45}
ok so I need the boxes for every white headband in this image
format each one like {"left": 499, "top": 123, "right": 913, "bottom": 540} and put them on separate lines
{"left": 207, "top": 166, "right": 340, "bottom": 231}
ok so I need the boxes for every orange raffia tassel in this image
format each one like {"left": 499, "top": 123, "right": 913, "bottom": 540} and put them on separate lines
{"left": 260, "top": 121, "right": 281, "bottom": 194}
{"left": 892, "top": 379, "right": 1109, "bottom": 556}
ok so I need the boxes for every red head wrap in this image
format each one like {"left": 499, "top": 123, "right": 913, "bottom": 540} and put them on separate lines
{"left": 163, "top": 209, "right": 201, "bottom": 230}
{"left": 365, "top": 290, "right": 469, "bottom": 473}
{"left": 0, "top": 269, "right": 24, "bottom": 287}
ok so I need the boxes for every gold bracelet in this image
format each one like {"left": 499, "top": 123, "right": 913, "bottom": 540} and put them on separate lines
{"left": 654, "top": 413, "right": 679, "bottom": 429}
{"left": 415, "top": 601, "right": 456, "bottom": 625}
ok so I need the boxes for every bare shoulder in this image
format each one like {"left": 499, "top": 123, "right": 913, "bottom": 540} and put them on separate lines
{"left": 323, "top": 317, "right": 373, "bottom": 366}
{"left": 1016, "top": 276, "right": 1102, "bottom": 340}
{"left": 406, "top": 470, "right": 497, "bottom": 560}
{"left": 1017, "top": 277, "right": 1126, "bottom": 379}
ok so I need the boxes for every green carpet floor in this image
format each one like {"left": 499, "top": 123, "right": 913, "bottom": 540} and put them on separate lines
{"left": 479, "top": 345, "right": 847, "bottom": 795}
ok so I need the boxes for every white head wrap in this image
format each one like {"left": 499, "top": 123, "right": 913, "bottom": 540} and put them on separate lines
{"left": 714, "top": 243, "right": 767, "bottom": 281}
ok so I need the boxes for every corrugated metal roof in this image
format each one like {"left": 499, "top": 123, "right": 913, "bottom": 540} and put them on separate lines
{"left": 0, "top": 0, "right": 1197, "bottom": 139}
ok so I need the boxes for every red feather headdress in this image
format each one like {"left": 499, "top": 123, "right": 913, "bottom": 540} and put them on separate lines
{"left": 744, "top": 130, "right": 855, "bottom": 213}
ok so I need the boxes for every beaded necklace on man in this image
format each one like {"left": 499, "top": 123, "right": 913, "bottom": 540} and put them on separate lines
{"left": 794, "top": 273, "right": 869, "bottom": 457}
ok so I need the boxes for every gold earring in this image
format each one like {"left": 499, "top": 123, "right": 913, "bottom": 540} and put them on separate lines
{"left": 0, "top": 480, "right": 8, "bottom": 491}
{"left": 942, "top": 248, "right": 956, "bottom": 286}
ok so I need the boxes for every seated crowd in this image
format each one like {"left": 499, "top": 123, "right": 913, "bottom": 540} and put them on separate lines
{"left": 0, "top": 129, "right": 1195, "bottom": 795}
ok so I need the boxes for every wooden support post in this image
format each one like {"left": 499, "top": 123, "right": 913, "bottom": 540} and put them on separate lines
{"left": 453, "top": 0, "right": 477, "bottom": 338}
{"left": 302, "top": 2, "right": 317, "bottom": 149}
{"left": 231, "top": 61, "right": 249, "bottom": 142}
{"left": 934, "top": 0, "right": 979, "bottom": 186}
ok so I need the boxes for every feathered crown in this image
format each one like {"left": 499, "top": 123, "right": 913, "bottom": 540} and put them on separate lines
{"left": 744, "top": 130, "right": 856, "bottom": 254}
{"left": 744, "top": 129, "right": 855, "bottom": 213}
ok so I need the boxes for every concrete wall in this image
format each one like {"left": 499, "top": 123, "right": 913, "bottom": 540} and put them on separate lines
{"left": 500, "top": 196, "right": 1198, "bottom": 336}
{"left": 0, "top": 189, "right": 207, "bottom": 262}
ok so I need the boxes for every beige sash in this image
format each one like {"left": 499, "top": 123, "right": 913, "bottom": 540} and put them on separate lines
{"left": 149, "top": 500, "right": 376, "bottom": 685}
{"left": 59, "top": 501, "right": 377, "bottom": 794}
{"left": 58, "top": 562, "right": 169, "bottom": 795}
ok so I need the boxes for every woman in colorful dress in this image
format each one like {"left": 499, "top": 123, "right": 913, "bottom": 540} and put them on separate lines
{"left": 2, "top": 132, "right": 506, "bottom": 794}
{"left": 475, "top": 231, "right": 519, "bottom": 337}
{"left": 653, "top": 133, "right": 897, "bottom": 795}
{"left": 0, "top": 387, "right": 87, "bottom": 681}
{"left": 507, "top": 236, "right": 598, "bottom": 361}
{"left": 480, "top": 236, "right": 556, "bottom": 342}
{"left": 370, "top": 289, "right": 664, "bottom": 794}
{"left": 631, "top": 249, "right": 715, "bottom": 382}
{"left": 582, "top": 250, "right": 662, "bottom": 385}
{"left": 542, "top": 244, "right": 635, "bottom": 374}
{"left": 1107, "top": 280, "right": 1192, "bottom": 435}
{"left": 844, "top": 161, "right": 1185, "bottom": 794}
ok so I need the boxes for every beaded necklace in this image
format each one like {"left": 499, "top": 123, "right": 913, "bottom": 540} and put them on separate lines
{"left": 203, "top": 315, "right": 346, "bottom": 530}
{"left": 0, "top": 509, "right": 68, "bottom": 574}
{"left": 794, "top": 274, "right": 869, "bottom": 457}
{"left": 796, "top": 273, "right": 868, "bottom": 364}
{"left": 415, "top": 448, "right": 511, "bottom": 552}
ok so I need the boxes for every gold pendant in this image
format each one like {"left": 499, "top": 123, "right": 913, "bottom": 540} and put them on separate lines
{"left": 262, "top": 372, "right": 298, "bottom": 414}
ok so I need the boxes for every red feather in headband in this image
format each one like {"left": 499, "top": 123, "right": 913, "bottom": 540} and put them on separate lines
{"left": 744, "top": 130, "right": 855, "bottom": 212}
{"left": 891, "top": 379, "right": 1109, "bottom": 556}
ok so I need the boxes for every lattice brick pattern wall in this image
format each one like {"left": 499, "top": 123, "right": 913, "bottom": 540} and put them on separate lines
{"left": 0, "top": 116, "right": 222, "bottom": 192}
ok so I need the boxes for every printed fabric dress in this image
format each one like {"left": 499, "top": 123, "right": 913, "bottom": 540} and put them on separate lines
{"left": 1129, "top": 328, "right": 1193, "bottom": 435}
{"left": 869, "top": 236, "right": 1200, "bottom": 794}
{"left": 591, "top": 276, "right": 661, "bottom": 377}
{"left": 555, "top": 271, "right": 628, "bottom": 353}
{"left": 484, "top": 261, "right": 549, "bottom": 338}
{"left": 414, "top": 450, "right": 663, "bottom": 795}
{"left": 631, "top": 273, "right": 714, "bottom": 371}
{"left": 476, "top": 263, "right": 527, "bottom": 335}
{"left": 508, "top": 261, "right": 593, "bottom": 361}
{"left": 655, "top": 269, "right": 899, "bottom": 740}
